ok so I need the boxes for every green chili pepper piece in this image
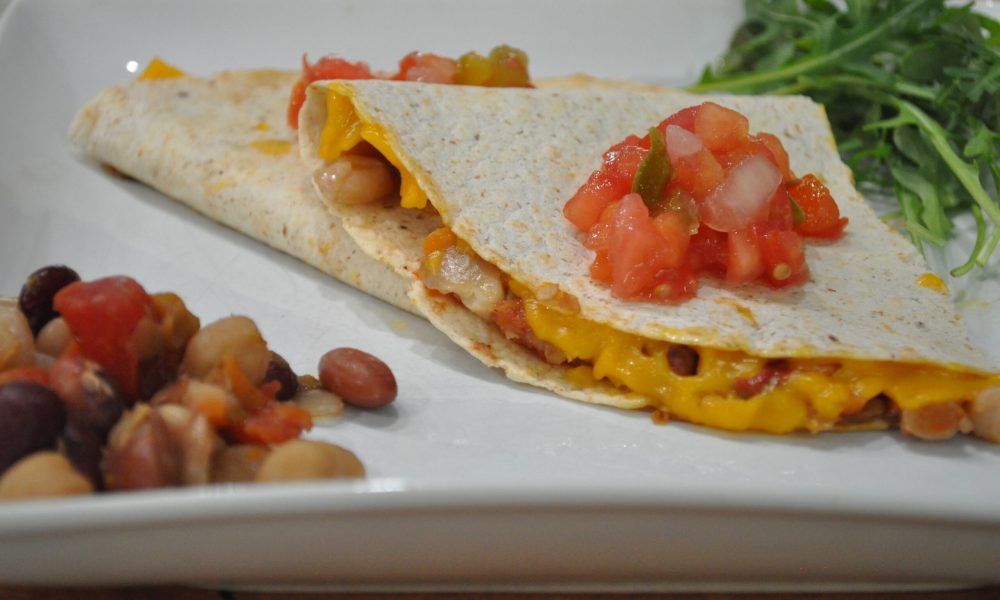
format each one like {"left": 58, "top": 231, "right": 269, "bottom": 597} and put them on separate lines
{"left": 790, "top": 197, "right": 806, "bottom": 226}
{"left": 631, "top": 127, "right": 672, "bottom": 209}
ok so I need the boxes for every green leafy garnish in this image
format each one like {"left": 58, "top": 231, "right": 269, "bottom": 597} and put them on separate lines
{"left": 689, "top": 0, "right": 1000, "bottom": 276}
{"left": 631, "top": 127, "right": 672, "bottom": 209}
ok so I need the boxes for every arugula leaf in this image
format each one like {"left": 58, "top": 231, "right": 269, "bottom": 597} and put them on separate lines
{"left": 689, "top": 0, "right": 1000, "bottom": 275}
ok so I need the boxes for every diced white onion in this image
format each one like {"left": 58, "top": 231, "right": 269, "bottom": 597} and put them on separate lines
{"left": 665, "top": 125, "right": 703, "bottom": 161}
{"left": 700, "top": 154, "right": 782, "bottom": 232}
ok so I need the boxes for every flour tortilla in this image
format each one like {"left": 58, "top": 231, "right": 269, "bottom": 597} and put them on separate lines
{"left": 67, "top": 71, "right": 643, "bottom": 317}
{"left": 299, "top": 80, "right": 994, "bottom": 409}
{"left": 68, "top": 70, "right": 417, "bottom": 314}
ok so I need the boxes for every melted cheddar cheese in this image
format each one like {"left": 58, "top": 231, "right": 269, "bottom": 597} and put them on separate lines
{"left": 319, "top": 88, "right": 426, "bottom": 209}
{"left": 518, "top": 292, "right": 996, "bottom": 433}
{"left": 317, "top": 86, "right": 999, "bottom": 434}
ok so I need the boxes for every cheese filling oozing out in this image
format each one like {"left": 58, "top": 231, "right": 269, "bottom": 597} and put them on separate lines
{"left": 316, "top": 84, "right": 999, "bottom": 434}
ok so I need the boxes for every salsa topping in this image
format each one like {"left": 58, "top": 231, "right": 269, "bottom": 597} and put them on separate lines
{"left": 563, "top": 101, "right": 848, "bottom": 303}
{"left": 288, "top": 45, "right": 532, "bottom": 129}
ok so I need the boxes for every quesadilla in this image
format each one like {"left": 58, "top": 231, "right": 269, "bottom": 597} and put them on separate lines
{"left": 69, "top": 69, "right": 418, "bottom": 314}
{"left": 298, "top": 79, "right": 1000, "bottom": 442}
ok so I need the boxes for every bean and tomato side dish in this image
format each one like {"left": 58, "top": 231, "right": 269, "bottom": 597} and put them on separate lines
{"left": 0, "top": 266, "right": 397, "bottom": 501}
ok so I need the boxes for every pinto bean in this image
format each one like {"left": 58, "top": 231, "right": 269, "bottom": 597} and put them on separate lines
{"left": 104, "top": 405, "right": 181, "bottom": 490}
{"left": 48, "top": 355, "right": 123, "bottom": 437}
{"left": 667, "top": 345, "right": 699, "bottom": 376}
{"left": 318, "top": 348, "right": 397, "bottom": 408}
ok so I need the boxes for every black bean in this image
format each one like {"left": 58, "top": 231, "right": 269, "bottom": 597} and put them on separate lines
{"left": 18, "top": 265, "right": 80, "bottom": 335}
{"left": 667, "top": 345, "right": 699, "bottom": 376}
{"left": 0, "top": 381, "right": 66, "bottom": 472}
{"left": 62, "top": 417, "right": 105, "bottom": 489}
{"left": 265, "top": 351, "right": 299, "bottom": 401}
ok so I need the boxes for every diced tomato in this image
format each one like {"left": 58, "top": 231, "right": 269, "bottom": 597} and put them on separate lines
{"left": 767, "top": 188, "right": 795, "bottom": 231}
{"left": 590, "top": 251, "right": 613, "bottom": 283}
{"left": 604, "top": 141, "right": 648, "bottom": 186}
{"left": 686, "top": 227, "right": 728, "bottom": 274}
{"left": 287, "top": 55, "right": 375, "bottom": 129}
{"left": 608, "top": 194, "right": 676, "bottom": 298}
{"left": 659, "top": 105, "right": 700, "bottom": 133}
{"left": 726, "top": 228, "right": 765, "bottom": 283}
{"left": 645, "top": 267, "right": 698, "bottom": 302}
{"left": 651, "top": 210, "right": 692, "bottom": 266}
{"left": 694, "top": 101, "right": 749, "bottom": 153}
{"left": 672, "top": 148, "right": 725, "bottom": 200}
{"left": 787, "top": 174, "right": 848, "bottom": 238}
{"left": 564, "top": 169, "right": 625, "bottom": 230}
{"left": 0, "top": 366, "right": 49, "bottom": 386}
{"left": 761, "top": 230, "right": 809, "bottom": 287}
{"left": 393, "top": 51, "right": 459, "bottom": 83}
{"left": 232, "top": 402, "right": 313, "bottom": 445}
{"left": 753, "top": 133, "right": 794, "bottom": 181}
{"left": 734, "top": 361, "right": 790, "bottom": 398}
{"left": 54, "top": 276, "right": 156, "bottom": 400}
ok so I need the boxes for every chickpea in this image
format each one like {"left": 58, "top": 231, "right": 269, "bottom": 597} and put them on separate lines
{"left": 312, "top": 155, "right": 396, "bottom": 206}
{"left": 0, "top": 298, "right": 35, "bottom": 372}
{"left": 318, "top": 348, "right": 397, "bottom": 408}
{"left": 181, "top": 316, "right": 269, "bottom": 384}
{"left": 35, "top": 317, "right": 71, "bottom": 357}
{"left": 211, "top": 444, "right": 270, "bottom": 483}
{"left": 0, "top": 451, "right": 93, "bottom": 501}
{"left": 256, "top": 439, "right": 364, "bottom": 483}
{"left": 971, "top": 387, "right": 1000, "bottom": 443}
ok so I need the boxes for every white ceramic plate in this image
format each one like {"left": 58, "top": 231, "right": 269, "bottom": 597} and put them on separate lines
{"left": 0, "top": 0, "right": 998, "bottom": 591}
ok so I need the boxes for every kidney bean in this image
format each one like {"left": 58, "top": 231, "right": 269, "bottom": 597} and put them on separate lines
{"left": 18, "top": 265, "right": 80, "bottom": 335}
{"left": 0, "top": 381, "right": 66, "bottom": 473}
{"left": 48, "top": 355, "right": 123, "bottom": 437}
{"left": 181, "top": 316, "right": 269, "bottom": 384}
{"left": 0, "top": 451, "right": 93, "bottom": 501}
{"left": 265, "top": 351, "right": 299, "bottom": 400}
{"left": 256, "top": 439, "right": 364, "bottom": 482}
{"left": 667, "top": 345, "right": 699, "bottom": 376}
{"left": 318, "top": 348, "right": 396, "bottom": 408}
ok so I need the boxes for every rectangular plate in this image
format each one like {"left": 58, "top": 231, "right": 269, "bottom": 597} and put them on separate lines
{"left": 0, "top": 0, "right": 998, "bottom": 591}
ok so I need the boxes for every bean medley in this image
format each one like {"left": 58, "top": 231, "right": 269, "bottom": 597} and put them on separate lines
{"left": 0, "top": 266, "right": 398, "bottom": 501}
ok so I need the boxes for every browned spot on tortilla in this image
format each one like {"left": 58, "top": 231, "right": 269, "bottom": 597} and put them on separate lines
{"left": 471, "top": 341, "right": 497, "bottom": 361}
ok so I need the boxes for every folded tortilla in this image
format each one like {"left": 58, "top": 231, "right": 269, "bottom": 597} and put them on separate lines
{"left": 67, "top": 70, "right": 643, "bottom": 317}
{"left": 68, "top": 69, "right": 419, "bottom": 314}
{"left": 299, "top": 79, "right": 999, "bottom": 437}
